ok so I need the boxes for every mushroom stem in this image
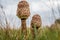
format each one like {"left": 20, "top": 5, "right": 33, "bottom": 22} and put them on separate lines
{"left": 21, "top": 19, "right": 27, "bottom": 35}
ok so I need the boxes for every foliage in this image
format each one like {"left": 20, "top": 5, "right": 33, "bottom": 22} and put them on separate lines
{"left": 0, "top": 23, "right": 60, "bottom": 40}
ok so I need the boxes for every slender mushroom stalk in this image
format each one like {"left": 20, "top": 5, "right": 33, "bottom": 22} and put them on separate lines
{"left": 31, "top": 14, "right": 42, "bottom": 38}
{"left": 17, "top": 0, "right": 30, "bottom": 36}
{"left": 21, "top": 20, "right": 27, "bottom": 34}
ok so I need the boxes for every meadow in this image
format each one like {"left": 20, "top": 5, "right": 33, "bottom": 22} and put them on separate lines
{"left": 0, "top": 20, "right": 60, "bottom": 40}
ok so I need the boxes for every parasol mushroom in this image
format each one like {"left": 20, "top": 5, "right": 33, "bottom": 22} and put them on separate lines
{"left": 17, "top": 0, "right": 30, "bottom": 35}
{"left": 31, "top": 14, "right": 42, "bottom": 38}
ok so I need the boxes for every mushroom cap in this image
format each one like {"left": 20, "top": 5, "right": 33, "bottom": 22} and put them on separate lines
{"left": 31, "top": 14, "right": 42, "bottom": 29}
{"left": 55, "top": 19, "right": 60, "bottom": 24}
{"left": 17, "top": 1, "right": 30, "bottom": 19}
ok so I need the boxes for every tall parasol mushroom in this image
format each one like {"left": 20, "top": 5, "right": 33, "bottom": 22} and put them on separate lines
{"left": 17, "top": 0, "right": 30, "bottom": 35}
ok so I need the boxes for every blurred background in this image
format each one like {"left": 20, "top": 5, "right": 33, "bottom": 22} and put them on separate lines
{"left": 0, "top": 0, "right": 60, "bottom": 28}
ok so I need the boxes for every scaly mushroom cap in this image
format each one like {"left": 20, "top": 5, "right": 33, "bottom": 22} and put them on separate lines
{"left": 17, "top": 1, "right": 30, "bottom": 20}
{"left": 31, "top": 14, "right": 42, "bottom": 29}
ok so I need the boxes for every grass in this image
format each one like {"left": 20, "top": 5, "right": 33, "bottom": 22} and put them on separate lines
{"left": 0, "top": 24, "right": 60, "bottom": 40}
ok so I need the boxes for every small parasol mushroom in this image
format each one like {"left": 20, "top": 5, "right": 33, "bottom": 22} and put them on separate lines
{"left": 31, "top": 14, "right": 42, "bottom": 38}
